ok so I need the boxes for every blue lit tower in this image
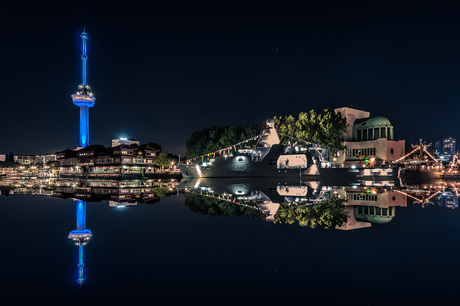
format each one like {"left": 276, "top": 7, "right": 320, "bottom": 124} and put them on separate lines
{"left": 71, "top": 30, "right": 96, "bottom": 148}
{"left": 68, "top": 200, "right": 93, "bottom": 285}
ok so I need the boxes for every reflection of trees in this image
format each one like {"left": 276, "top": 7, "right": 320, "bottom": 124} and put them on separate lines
{"left": 183, "top": 193, "right": 263, "bottom": 218}
{"left": 153, "top": 185, "right": 171, "bottom": 197}
{"left": 274, "top": 197, "right": 348, "bottom": 229}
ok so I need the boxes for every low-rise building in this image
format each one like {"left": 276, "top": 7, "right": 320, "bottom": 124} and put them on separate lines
{"left": 335, "top": 107, "right": 405, "bottom": 165}
{"left": 57, "top": 144, "right": 159, "bottom": 179}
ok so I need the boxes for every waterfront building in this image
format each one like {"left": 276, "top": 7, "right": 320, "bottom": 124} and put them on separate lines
{"left": 71, "top": 31, "right": 96, "bottom": 149}
{"left": 35, "top": 153, "right": 57, "bottom": 164}
{"left": 0, "top": 154, "right": 5, "bottom": 162}
{"left": 335, "top": 107, "right": 405, "bottom": 165}
{"left": 16, "top": 155, "right": 35, "bottom": 165}
{"left": 434, "top": 137, "right": 456, "bottom": 162}
{"left": 15, "top": 153, "right": 57, "bottom": 165}
{"left": 55, "top": 177, "right": 160, "bottom": 204}
{"left": 57, "top": 144, "right": 159, "bottom": 179}
{"left": 0, "top": 164, "right": 58, "bottom": 188}
{"left": 112, "top": 138, "right": 140, "bottom": 147}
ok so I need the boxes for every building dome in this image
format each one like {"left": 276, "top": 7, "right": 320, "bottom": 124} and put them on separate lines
{"left": 353, "top": 116, "right": 394, "bottom": 141}
{"left": 355, "top": 116, "right": 392, "bottom": 128}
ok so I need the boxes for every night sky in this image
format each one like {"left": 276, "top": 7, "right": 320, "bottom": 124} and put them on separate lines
{"left": 3, "top": 1, "right": 460, "bottom": 155}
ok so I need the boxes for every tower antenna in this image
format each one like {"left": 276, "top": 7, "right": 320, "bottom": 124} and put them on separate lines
{"left": 71, "top": 30, "right": 96, "bottom": 148}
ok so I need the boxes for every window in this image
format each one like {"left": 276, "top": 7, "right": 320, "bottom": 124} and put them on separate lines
{"left": 375, "top": 128, "right": 380, "bottom": 139}
{"left": 357, "top": 130, "right": 362, "bottom": 141}
{"left": 368, "top": 129, "right": 373, "bottom": 140}
{"left": 381, "top": 127, "right": 386, "bottom": 138}
{"left": 387, "top": 127, "right": 391, "bottom": 140}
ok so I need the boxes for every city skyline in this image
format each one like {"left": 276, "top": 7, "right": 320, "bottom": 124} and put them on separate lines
{"left": 2, "top": 1, "right": 460, "bottom": 155}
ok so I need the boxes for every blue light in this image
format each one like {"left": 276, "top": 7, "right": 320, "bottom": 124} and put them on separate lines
{"left": 77, "top": 245, "right": 85, "bottom": 285}
{"left": 76, "top": 200, "right": 86, "bottom": 230}
{"left": 72, "top": 30, "right": 95, "bottom": 149}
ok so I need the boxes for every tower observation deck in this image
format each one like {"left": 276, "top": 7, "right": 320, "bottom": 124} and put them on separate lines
{"left": 71, "top": 30, "right": 96, "bottom": 148}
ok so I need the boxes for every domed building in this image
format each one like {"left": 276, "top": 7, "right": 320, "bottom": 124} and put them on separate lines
{"left": 335, "top": 107, "right": 405, "bottom": 164}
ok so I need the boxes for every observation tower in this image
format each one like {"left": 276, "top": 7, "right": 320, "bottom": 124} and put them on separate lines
{"left": 71, "top": 30, "right": 95, "bottom": 148}
{"left": 68, "top": 200, "right": 93, "bottom": 285}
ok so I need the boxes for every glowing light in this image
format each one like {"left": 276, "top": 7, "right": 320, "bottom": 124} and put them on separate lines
{"left": 195, "top": 165, "right": 203, "bottom": 177}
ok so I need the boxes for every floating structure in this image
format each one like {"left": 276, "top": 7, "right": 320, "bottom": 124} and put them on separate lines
{"left": 71, "top": 31, "right": 96, "bottom": 149}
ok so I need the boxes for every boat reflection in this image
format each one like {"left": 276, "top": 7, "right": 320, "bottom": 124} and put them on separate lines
{"left": 179, "top": 178, "right": 460, "bottom": 230}
{"left": 2, "top": 175, "right": 459, "bottom": 287}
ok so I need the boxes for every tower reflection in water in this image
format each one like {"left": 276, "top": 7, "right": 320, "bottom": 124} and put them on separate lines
{"left": 56, "top": 176, "right": 459, "bottom": 285}
{"left": 59, "top": 178, "right": 177, "bottom": 285}
{"left": 68, "top": 200, "right": 92, "bottom": 286}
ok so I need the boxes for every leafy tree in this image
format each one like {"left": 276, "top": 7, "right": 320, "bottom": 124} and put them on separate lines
{"left": 156, "top": 152, "right": 170, "bottom": 171}
{"left": 275, "top": 108, "right": 347, "bottom": 152}
{"left": 185, "top": 124, "right": 263, "bottom": 159}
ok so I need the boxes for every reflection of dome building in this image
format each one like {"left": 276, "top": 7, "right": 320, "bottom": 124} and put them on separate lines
{"left": 335, "top": 107, "right": 405, "bottom": 164}
{"left": 353, "top": 206, "right": 395, "bottom": 224}
{"left": 337, "top": 189, "right": 407, "bottom": 230}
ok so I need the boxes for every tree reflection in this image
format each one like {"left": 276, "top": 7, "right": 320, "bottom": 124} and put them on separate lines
{"left": 274, "top": 197, "right": 348, "bottom": 229}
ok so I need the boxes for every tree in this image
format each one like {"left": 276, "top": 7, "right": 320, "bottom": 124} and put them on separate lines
{"left": 185, "top": 124, "right": 263, "bottom": 159}
{"left": 153, "top": 185, "right": 171, "bottom": 197}
{"left": 275, "top": 108, "right": 347, "bottom": 152}
{"left": 156, "top": 152, "right": 170, "bottom": 172}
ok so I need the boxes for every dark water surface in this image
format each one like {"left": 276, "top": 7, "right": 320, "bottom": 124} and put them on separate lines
{"left": 1, "top": 194, "right": 460, "bottom": 305}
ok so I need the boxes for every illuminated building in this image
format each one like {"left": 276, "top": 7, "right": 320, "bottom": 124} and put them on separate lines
{"left": 57, "top": 144, "right": 159, "bottom": 179}
{"left": 71, "top": 31, "right": 96, "bottom": 149}
{"left": 68, "top": 200, "right": 92, "bottom": 285}
{"left": 15, "top": 153, "right": 57, "bottom": 165}
{"left": 112, "top": 138, "right": 140, "bottom": 147}
{"left": 335, "top": 107, "right": 405, "bottom": 164}
{"left": 434, "top": 137, "right": 456, "bottom": 162}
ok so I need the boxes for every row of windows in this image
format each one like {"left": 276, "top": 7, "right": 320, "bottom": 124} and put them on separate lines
{"left": 122, "top": 157, "right": 154, "bottom": 164}
{"left": 356, "top": 206, "right": 395, "bottom": 216}
{"left": 347, "top": 148, "right": 376, "bottom": 157}
{"left": 347, "top": 194, "right": 378, "bottom": 201}
{"left": 356, "top": 127, "right": 393, "bottom": 141}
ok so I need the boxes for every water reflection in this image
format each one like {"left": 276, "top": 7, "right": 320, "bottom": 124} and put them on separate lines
{"left": 179, "top": 178, "right": 460, "bottom": 230}
{"left": 51, "top": 177, "right": 178, "bottom": 285}
{"left": 1, "top": 175, "right": 460, "bottom": 287}
{"left": 68, "top": 200, "right": 92, "bottom": 285}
